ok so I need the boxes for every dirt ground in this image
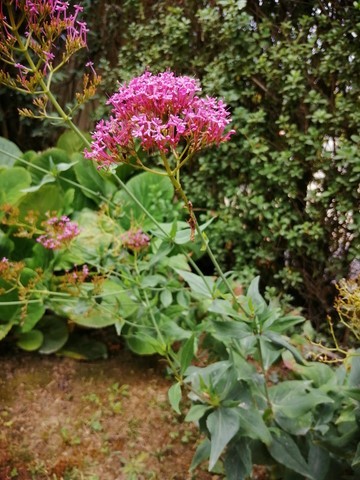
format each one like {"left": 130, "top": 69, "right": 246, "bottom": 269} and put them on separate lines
{"left": 0, "top": 342, "right": 220, "bottom": 480}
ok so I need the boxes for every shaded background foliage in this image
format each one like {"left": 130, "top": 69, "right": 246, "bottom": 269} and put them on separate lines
{"left": 1, "top": 0, "right": 359, "bottom": 323}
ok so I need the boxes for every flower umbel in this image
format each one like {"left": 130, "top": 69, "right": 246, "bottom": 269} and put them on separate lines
{"left": 37, "top": 213, "right": 80, "bottom": 250}
{"left": 85, "top": 71, "right": 235, "bottom": 168}
{"left": 121, "top": 228, "right": 150, "bottom": 252}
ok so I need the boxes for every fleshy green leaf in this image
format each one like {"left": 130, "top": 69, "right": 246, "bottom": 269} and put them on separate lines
{"left": 0, "top": 167, "right": 32, "bottom": 205}
{"left": 114, "top": 171, "right": 174, "bottom": 229}
{"left": 58, "top": 334, "right": 107, "bottom": 360}
{"left": 16, "top": 330, "right": 44, "bottom": 351}
{"left": 38, "top": 316, "right": 69, "bottom": 354}
{"left": 0, "top": 137, "right": 22, "bottom": 168}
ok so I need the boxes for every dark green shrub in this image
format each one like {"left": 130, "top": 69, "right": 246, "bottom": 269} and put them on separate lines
{"left": 94, "top": 0, "right": 360, "bottom": 322}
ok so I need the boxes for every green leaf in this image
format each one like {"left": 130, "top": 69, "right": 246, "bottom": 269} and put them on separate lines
{"left": 247, "top": 276, "right": 266, "bottom": 312}
{"left": 58, "top": 334, "right": 107, "bottom": 360}
{"left": 160, "top": 289, "right": 173, "bottom": 308}
{"left": 270, "top": 381, "right": 333, "bottom": 418}
{"left": 185, "top": 404, "right": 211, "bottom": 422}
{"left": 257, "top": 337, "right": 282, "bottom": 370}
{"left": 18, "top": 184, "right": 65, "bottom": 220}
{"left": 168, "top": 382, "right": 182, "bottom": 414}
{"left": 308, "top": 444, "right": 330, "bottom": 480}
{"left": 190, "top": 438, "right": 211, "bottom": 471}
{"left": 140, "top": 274, "right": 166, "bottom": 288}
{"left": 268, "top": 429, "right": 315, "bottom": 479}
{"left": 126, "top": 332, "right": 165, "bottom": 355}
{"left": 73, "top": 153, "right": 116, "bottom": 201}
{"left": 264, "top": 331, "right": 306, "bottom": 365}
{"left": 114, "top": 171, "right": 174, "bottom": 229}
{"left": 19, "top": 301, "right": 46, "bottom": 333}
{"left": 179, "top": 334, "right": 196, "bottom": 375}
{"left": 0, "top": 322, "right": 13, "bottom": 340}
{"left": 38, "top": 316, "right": 69, "bottom": 354}
{"left": 21, "top": 173, "right": 55, "bottom": 192}
{"left": 236, "top": 407, "right": 271, "bottom": 444}
{"left": 208, "top": 299, "right": 248, "bottom": 321}
{"left": 351, "top": 442, "right": 360, "bottom": 468}
{"left": 55, "top": 209, "right": 115, "bottom": 266}
{"left": 0, "top": 167, "right": 32, "bottom": 205}
{"left": 348, "top": 350, "right": 360, "bottom": 387}
{"left": 275, "top": 410, "right": 312, "bottom": 436}
{"left": 282, "top": 351, "right": 335, "bottom": 387}
{"left": 224, "top": 438, "right": 252, "bottom": 480}
{"left": 206, "top": 407, "right": 240, "bottom": 471}
{"left": 175, "top": 269, "right": 215, "bottom": 298}
{"left": 209, "top": 319, "right": 254, "bottom": 343}
{"left": 0, "top": 137, "right": 22, "bottom": 168}
{"left": 56, "top": 130, "right": 89, "bottom": 154}
{"left": 16, "top": 330, "right": 44, "bottom": 351}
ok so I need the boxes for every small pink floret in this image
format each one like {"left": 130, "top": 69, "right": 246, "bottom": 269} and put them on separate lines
{"left": 37, "top": 214, "right": 80, "bottom": 250}
{"left": 121, "top": 228, "right": 150, "bottom": 251}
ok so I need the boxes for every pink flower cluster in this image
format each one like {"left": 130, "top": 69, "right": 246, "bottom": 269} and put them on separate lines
{"left": 37, "top": 214, "right": 80, "bottom": 250}
{"left": 121, "top": 228, "right": 150, "bottom": 252}
{"left": 0, "top": 0, "right": 88, "bottom": 80}
{"left": 85, "top": 71, "right": 235, "bottom": 167}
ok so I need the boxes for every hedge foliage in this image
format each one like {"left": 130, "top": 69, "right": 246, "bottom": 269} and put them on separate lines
{"left": 2, "top": 0, "right": 360, "bottom": 321}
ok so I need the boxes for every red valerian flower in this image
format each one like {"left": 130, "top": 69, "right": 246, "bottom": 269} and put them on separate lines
{"left": 85, "top": 71, "right": 235, "bottom": 168}
{"left": 37, "top": 213, "right": 80, "bottom": 250}
{"left": 121, "top": 228, "right": 150, "bottom": 252}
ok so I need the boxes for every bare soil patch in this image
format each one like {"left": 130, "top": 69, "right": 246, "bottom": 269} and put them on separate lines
{"left": 0, "top": 345, "right": 218, "bottom": 480}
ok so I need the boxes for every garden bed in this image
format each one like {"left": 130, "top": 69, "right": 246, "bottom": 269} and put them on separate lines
{"left": 0, "top": 345, "right": 217, "bottom": 480}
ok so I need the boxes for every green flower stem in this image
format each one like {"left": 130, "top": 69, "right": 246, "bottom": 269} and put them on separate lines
{"left": 0, "top": 299, "right": 42, "bottom": 306}
{"left": 256, "top": 337, "right": 273, "bottom": 413}
{"left": 161, "top": 153, "right": 247, "bottom": 314}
